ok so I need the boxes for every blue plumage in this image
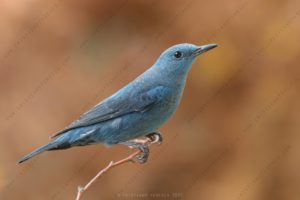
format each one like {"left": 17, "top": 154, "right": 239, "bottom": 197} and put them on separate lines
{"left": 18, "top": 43, "right": 217, "bottom": 163}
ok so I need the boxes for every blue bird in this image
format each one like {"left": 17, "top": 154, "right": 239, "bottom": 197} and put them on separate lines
{"left": 17, "top": 43, "right": 218, "bottom": 164}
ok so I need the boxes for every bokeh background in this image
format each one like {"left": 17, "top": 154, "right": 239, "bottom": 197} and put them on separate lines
{"left": 1, "top": 0, "right": 300, "bottom": 199}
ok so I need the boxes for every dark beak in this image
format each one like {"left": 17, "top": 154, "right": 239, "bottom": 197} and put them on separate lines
{"left": 192, "top": 44, "right": 218, "bottom": 56}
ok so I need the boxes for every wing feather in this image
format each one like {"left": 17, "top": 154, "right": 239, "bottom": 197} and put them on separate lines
{"left": 51, "top": 86, "right": 168, "bottom": 138}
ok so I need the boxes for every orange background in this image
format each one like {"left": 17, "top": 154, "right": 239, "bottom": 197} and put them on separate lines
{"left": 1, "top": 0, "right": 300, "bottom": 199}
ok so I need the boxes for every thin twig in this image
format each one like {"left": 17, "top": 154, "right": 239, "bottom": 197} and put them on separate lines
{"left": 75, "top": 149, "right": 142, "bottom": 200}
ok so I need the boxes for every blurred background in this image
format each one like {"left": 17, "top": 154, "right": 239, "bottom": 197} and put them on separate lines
{"left": 1, "top": 0, "right": 300, "bottom": 199}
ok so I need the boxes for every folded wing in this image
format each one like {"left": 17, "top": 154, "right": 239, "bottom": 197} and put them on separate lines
{"left": 51, "top": 86, "right": 169, "bottom": 138}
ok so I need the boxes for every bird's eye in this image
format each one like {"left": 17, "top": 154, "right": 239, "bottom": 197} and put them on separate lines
{"left": 173, "top": 51, "right": 182, "bottom": 59}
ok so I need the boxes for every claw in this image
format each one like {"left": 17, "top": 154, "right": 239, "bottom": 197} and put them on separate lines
{"left": 134, "top": 144, "right": 149, "bottom": 164}
{"left": 146, "top": 131, "right": 163, "bottom": 145}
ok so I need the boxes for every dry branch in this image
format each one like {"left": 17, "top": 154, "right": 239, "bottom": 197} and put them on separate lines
{"left": 75, "top": 149, "right": 142, "bottom": 200}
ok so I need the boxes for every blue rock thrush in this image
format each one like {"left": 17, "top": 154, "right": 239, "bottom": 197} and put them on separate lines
{"left": 17, "top": 43, "right": 218, "bottom": 164}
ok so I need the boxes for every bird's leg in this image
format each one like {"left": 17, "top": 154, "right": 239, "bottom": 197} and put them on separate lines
{"left": 146, "top": 131, "right": 163, "bottom": 145}
{"left": 120, "top": 140, "right": 149, "bottom": 164}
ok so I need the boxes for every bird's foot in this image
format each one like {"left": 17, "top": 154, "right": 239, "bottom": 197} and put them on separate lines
{"left": 119, "top": 141, "right": 150, "bottom": 164}
{"left": 134, "top": 144, "right": 149, "bottom": 164}
{"left": 120, "top": 132, "right": 163, "bottom": 164}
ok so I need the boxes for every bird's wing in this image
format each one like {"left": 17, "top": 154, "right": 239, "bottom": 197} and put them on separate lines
{"left": 51, "top": 86, "right": 170, "bottom": 138}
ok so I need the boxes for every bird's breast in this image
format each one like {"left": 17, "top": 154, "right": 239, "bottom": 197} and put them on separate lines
{"left": 154, "top": 88, "right": 184, "bottom": 120}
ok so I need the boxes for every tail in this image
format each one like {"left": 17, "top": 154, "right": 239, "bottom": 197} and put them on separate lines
{"left": 17, "top": 143, "right": 54, "bottom": 163}
{"left": 17, "top": 136, "right": 71, "bottom": 164}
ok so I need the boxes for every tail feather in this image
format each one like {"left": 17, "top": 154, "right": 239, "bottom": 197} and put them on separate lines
{"left": 17, "top": 143, "right": 55, "bottom": 164}
{"left": 18, "top": 132, "right": 77, "bottom": 164}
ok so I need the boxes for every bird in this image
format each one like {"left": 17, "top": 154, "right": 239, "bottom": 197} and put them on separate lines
{"left": 17, "top": 43, "right": 218, "bottom": 164}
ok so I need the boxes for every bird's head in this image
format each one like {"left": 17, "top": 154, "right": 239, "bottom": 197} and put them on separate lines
{"left": 154, "top": 43, "right": 218, "bottom": 82}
